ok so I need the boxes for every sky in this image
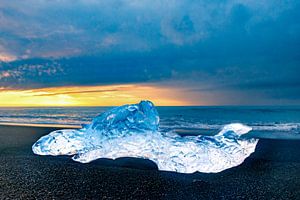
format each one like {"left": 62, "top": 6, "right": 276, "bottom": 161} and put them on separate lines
{"left": 0, "top": 0, "right": 299, "bottom": 106}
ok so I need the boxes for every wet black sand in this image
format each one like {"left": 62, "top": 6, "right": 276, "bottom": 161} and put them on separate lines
{"left": 1, "top": 125, "right": 300, "bottom": 199}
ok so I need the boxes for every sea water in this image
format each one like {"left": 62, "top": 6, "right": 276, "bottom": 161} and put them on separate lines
{"left": 0, "top": 106, "right": 299, "bottom": 139}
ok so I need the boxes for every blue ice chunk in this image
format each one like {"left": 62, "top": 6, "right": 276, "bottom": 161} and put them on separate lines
{"left": 32, "top": 100, "right": 258, "bottom": 173}
{"left": 87, "top": 100, "right": 159, "bottom": 134}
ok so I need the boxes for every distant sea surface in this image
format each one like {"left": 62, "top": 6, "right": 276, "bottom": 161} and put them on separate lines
{"left": 0, "top": 106, "right": 299, "bottom": 139}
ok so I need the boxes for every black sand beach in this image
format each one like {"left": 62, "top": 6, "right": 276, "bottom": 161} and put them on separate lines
{"left": 1, "top": 125, "right": 300, "bottom": 199}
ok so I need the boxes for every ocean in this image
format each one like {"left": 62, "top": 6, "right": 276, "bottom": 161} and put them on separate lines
{"left": 0, "top": 106, "right": 300, "bottom": 139}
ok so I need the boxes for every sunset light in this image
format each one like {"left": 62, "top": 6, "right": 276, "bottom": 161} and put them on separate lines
{"left": 0, "top": 84, "right": 191, "bottom": 107}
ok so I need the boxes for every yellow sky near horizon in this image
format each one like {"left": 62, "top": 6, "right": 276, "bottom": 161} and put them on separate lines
{"left": 0, "top": 84, "right": 197, "bottom": 107}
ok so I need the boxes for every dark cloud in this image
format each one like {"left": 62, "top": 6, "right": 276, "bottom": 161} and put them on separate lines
{"left": 0, "top": 55, "right": 173, "bottom": 88}
{"left": 0, "top": 0, "right": 299, "bottom": 104}
{"left": 32, "top": 89, "right": 118, "bottom": 96}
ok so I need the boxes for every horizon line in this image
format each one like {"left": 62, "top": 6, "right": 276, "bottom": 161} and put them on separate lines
{"left": 0, "top": 104, "right": 299, "bottom": 108}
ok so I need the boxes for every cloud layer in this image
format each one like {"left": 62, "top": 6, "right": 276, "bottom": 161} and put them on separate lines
{"left": 0, "top": 0, "right": 299, "bottom": 104}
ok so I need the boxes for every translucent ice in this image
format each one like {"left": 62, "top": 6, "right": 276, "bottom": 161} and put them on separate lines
{"left": 32, "top": 100, "right": 258, "bottom": 173}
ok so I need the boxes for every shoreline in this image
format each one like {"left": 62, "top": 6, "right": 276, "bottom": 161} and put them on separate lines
{"left": 0, "top": 122, "right": 299, "bottom": 140}
{"left": 0, "top": 122, "right": 81, "bottom": 129}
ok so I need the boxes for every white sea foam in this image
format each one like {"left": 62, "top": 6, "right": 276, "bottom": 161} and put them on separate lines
{"left": 160, "top": 122, "right": 300, "bottom": 132}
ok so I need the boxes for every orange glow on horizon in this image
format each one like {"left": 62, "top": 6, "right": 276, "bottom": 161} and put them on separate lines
{"left": 0, "top": 54, "right": 16, "bottom": 62}
{"left": 0, "top": 84, "right": 198, "bottom": 107}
